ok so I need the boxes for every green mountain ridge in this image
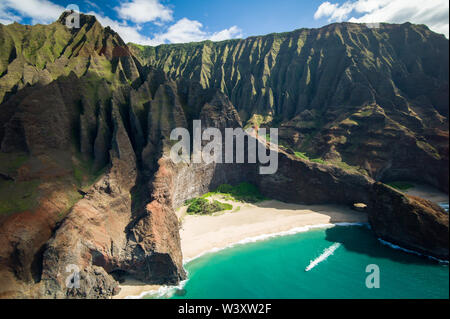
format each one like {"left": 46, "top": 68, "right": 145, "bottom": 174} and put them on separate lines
{"left": 129, "top": 21, "right": 449, "bottom": 191}
{"left": 0, "top": 12, "right": 448, "bottom": 299}
{"left": 0, "top": 12, "right": 141, "bottom": 104}
{"left": 0, "top": 12, "right": 448, "bottom": 190}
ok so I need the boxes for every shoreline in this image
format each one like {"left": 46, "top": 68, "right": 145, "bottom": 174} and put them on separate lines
{"left": 182, "top": 221, "right": 367, "bottom": 264}
{"left": 179, "top": 199, "right": 368, "bottom": 262}
{"left": 115, "top": 184, "right": 449, "bottom": 299}
{"left": 112, "top": 278, "right": 160, "bottom": 299}
{"left": 116, "top": 198, "right": 368, "bottom": 299}
{"left": 116, "top": 221, "right": 367, "bottom": 299}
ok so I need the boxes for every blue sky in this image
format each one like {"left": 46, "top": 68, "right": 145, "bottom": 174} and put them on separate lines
{"left": 0, "top": 0, "right": 448, "bottom": 45}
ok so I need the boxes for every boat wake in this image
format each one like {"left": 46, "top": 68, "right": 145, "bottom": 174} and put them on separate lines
{"left": 305, "top": 243, "right": 341, "bottom": 272}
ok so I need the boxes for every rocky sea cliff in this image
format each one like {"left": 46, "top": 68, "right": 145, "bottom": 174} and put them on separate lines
{"left": 0, "top": 12, "right": 448, "bottom": 298}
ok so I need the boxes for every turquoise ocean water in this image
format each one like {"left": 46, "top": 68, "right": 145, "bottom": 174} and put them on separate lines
{"left": 162, "top": 225, "right": 449, "bottom": 299}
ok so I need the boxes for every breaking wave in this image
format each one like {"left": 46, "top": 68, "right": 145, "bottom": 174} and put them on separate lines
{"left": 183, "top": 222, "right": 367, "bottom": 264}
{"left": 378, "top": 239, "right": 448, "bottom": 264}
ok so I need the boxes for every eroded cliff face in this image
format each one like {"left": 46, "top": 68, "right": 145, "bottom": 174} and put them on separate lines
{"left": 130, "top": 23, "right": 449, "bottom": 192}
{"left": 0, "top": 30, "right": 263, "bottom": 296}
{"left": 0, "top": 12, "right": 448, "bottom": 298}
{"left": 369, "top": 183, "right": 449, "bottom": 260}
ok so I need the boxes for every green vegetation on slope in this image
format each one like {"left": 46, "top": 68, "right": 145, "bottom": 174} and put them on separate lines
{"left": 128, "top": 22, "right": 448, "bottom": 191}
{"left": 0, "top": 151, "right": 91, "bottom": 216}
{"left": 386, "top": 181, "right": 415, "bottom": 191}
{"left": 185, "top": 198, "right": 232, "bottom": 215}
{"left": 0, "top": 152, "right": 38, "bottom": 215}
{"left": 294, "top": 151, "right": 325, "bottom": 164}
{"left": 203, "top": 182, "right": 266, "bottom": 203}
{"left": 0, "top": 179, "right": 41, "bottom": 215}
{"left": 293, "top": 151, "right": 368, "bottom": 175}
{"left": 72, "top": 153, "right": 107, "bottom": 189}
{"left": 0, "top": 13, "right": 140, "bottom": 105}
{"left": 184, "top": 182, "right": 265, "bottom": 215}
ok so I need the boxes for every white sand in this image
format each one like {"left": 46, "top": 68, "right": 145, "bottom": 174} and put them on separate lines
{"left": 114, "top": 184, "right": 448, "bottom": 298}
{"left": 179, "top": 198, "right": 367, "bottom": 261}
{"left": 115, "top": 197, "right": 366, "bottom": 298}
{"left": 112, "top": 277, "right": 160, "bottom": 299}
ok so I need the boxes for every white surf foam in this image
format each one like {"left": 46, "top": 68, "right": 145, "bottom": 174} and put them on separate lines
{"left": 125, "top": 278, "right": 189, "bottom": 299}
{"left": 183, "top": 222, "right": 368, "bottom": 264}
{"left": 305, "top": 242, "right": 341, "bottom": 272}
{"left": 378, "top": 239, "right": 449, "bottom": 264}
{"left": 438, "top": 203, "right": 449, "bottom": 213}
{"left": 124, "top": 222, "right": 367, "bottom": 299}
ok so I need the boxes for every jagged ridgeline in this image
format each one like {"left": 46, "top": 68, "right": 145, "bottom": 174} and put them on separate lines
{"left": 0, "top": 13, "right": 143, "bottom": 101}
{"left": 0, "top": 12, "right": 448, "bottom": 299}
{"left": 0, "top": 12, "right": 230, "bottom": 174}
{"left": 130, "top": 23, "right": 449, "bottom": 192}
{"left": 1, "top": 12, "right": 449, "bottom": 191}
{"left": 0, "top": 12, "right": 251, "bottom": 298}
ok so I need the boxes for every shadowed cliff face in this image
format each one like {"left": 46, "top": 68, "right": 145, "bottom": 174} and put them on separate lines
{"left": 130, "top": 22, "right": 449, "bottom": 192}
{"left": 0, "top": 65, "right": 247, "bottom": 297}
{"left": 0, "top": 13, "right": 448, "bottom": 298}
{"left": 369, "top": 183, "right": 449, "bottom": 260}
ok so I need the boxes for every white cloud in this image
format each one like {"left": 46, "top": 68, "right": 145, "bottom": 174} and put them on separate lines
{"left": 157, "top": 18, "right": 206, "bottom": 43}
{"left": 0, "top": 2, "right": 20, "bottom": 24}
{"left": 314, "top": 1, "right": 355, "bottom": 21}
{"left": 84, "top": 0, "right": 102, "bottom": 12}
{"left": 0, "top": 0, "right": 243, "bottom": 46}
{"left": 84, "top": 0, "right": 100, "bottom": 10}
{"left": 210, "top": 26, "right": 243, "bottom": 42}
{"left": 115, "top": 0, "right": 173, "bottom": 24}
{"left": 92, "top": 14, "right": 242, "bottom": 45}
{"left": 0, "top": 18, "right": 15, "bottom": 25}
{"left": 150, "top": 18, "right": 243, "bottom": 44}
{"left": 0, "top": 1, "right": 18, "bottom": 24}
{"left": 98, "top": 1, "right": 242, "bottom": 45}
{"left": 314, "top": 0, "right": 449, "bottom": 37}
{"left": 86, "top": 11, "right": 159, "bottom": 45}
{"left": 1, "top": 0, "right": 64, "bottom": 24}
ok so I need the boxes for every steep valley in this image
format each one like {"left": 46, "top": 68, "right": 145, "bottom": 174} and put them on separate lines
{"left": 130, "top": 22, "right": 449, "bottom": 192}
{"left": 0, "top": 12, "right": 448, "bottom": 298}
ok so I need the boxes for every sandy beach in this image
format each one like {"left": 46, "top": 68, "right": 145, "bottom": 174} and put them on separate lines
{"left": 179, "top": 198, "right": 367, "bottom": 261}
{"left": 115, "top": 184, "right": 448, "bottom": 298}
{"left": 113, "top": 278, "right": 160, "bottom": 299}
{"left": 115, "top": 197, "right": 367, "bottom": 298}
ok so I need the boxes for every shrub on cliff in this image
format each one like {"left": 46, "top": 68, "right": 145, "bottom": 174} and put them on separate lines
{"left": 186, "top": 198, "right": 232, "bottom": 215}
{"left": 386, "top": 181, "right": 414, "bottom": 191}
{"left": 215, "top": 182, "right": 265, "bottom": 203}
